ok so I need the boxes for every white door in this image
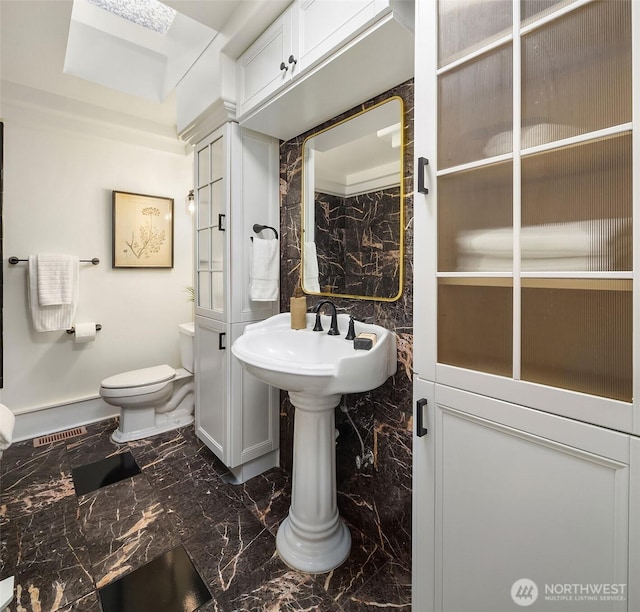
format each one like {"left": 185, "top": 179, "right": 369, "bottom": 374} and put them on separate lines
{"left": 414, "top": 379, "right": 633, "bottom": 612}
{"left": 195, "top": 315, "right": 229, "bottom": 463}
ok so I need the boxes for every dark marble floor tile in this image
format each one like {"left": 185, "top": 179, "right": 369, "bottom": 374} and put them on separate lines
{"left": 5, "top": 498, "right": 94, "bottom": 612}
{"left": 78, "top": 474, "right": 180, "bottom": 589}
{"left": 57, "top": 591, "right": 103, "bottom": 612}
{"left": 65, "top": 418, "right": 127, "bottom": 468}
{"left": 128, "top": 429, "right": 203, "bottom": 472}
{"left": 160, "top": 467, "right": 246, "bottom": 541}
{"left": 72, "top": 451, "right": 141, "bottom": 496}
{"left": 98, "top": 545, "right": 211, "bottom": 612}
{"left": 234, "top": 467, "right": 291, "bottom": 535}
{"left": 184, "top": 508, "right": 280, "bottom": 605}
{"left": 343, "top": 560, "right": 411, "bottom": 611}
{"left": 0, "top": 444, "right": 74, "bottom": 519}
{"left": 311, "top": 526, "right": 389, "bottom": 608}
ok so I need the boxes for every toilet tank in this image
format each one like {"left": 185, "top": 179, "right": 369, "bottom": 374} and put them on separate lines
{"left": 178, "top": 322, "right": 195, "bottom": 373}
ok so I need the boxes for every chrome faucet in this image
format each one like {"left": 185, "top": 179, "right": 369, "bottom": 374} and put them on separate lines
{"left": 312, "top": 300, "right": 340, "bottom": 335}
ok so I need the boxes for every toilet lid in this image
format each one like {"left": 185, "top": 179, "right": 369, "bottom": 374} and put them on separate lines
{"left": 101, "top": 364, "right": 175, "bottom": 389}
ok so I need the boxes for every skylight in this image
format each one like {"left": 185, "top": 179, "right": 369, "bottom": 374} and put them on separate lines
{"left": 87, "top": 0, "right": 176, "bottom": 35}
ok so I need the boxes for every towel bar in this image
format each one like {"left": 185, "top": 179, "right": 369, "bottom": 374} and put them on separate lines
{"left": 251, "top": 224, "right": 278, "bottom": 241}
{"left": 66, "top": 324, "right": 102, "bottom": 335}
{"left": 9, "top": 256, "right": 100, "bottom": 265}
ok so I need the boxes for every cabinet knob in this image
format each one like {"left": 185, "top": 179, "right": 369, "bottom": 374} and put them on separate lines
{"left": 280, "top": 61, "right": 288, "bottom": 72}
{"left": 288, "top": 55, "right": 297, "bottom": 66}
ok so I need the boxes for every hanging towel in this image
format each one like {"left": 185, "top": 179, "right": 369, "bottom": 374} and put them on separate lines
{"left": 303, "top": 242, "right": 321, "bottom": 293}
{"left": 0, "top": 403, "right": 15, "bottom": 453}
{"left": 249, "top": 238, "right": 279, "bottom": 301}
{"left": 28, "top": 254, "right": 79, "bottom": 332}
{"left": 37, "top": 254, "right": 77, "bottom": 305}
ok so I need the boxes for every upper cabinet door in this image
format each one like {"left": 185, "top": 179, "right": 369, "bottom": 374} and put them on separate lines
{"left": 195, "top": 125, "right": 228, "bottom": 320}
{"left": 296, "top": 0, "right": 383, "bottom": 70}
{"left": 415, "top": 0, "right": 637, "bottom": 433}
{"left": 237, "top": 6, "right": 296, "bottom": 116}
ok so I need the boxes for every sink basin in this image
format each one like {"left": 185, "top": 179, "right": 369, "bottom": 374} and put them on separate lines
{"left": 231, "top": 312, "right": 397, "bottom": 395}
{"left": 232, "top": 311, "right": 397, "bottom": 574}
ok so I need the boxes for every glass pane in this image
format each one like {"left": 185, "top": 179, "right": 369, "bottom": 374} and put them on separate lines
{"left": 522, "top": 280, "right": 632, "bottom": 402}
{"left": 438, "top": 280, "right": 513, "bottom": 376}
{"left": 212, "top": 179, "right": 225, "bottom": 223}
{"left": 438, "top": 0, "right": 511, "bottom": 66}
{"left": 197, "top": 146, "right": 209, "bottom": 187}
{"left": 197, "top": 186, "right": 209, "bottom": 230}
{"left": 439, "top": 46, "right": 513, "bottom": 168}
{"left": 521, "top": 0, "right": 573, "bottom": 25}
{"left": 197, "top": 271, "right": 210, "bottom": 310}
{"left": 521, "top": 135, "right": 632, "bottom": 272}
{"left": 522, "top": 1, "right": 631, "bottom": 147}
{"left": 197, "top": 229, "right": 210, "bottom": 270}
{"left": 211, "top": 137, "right": 224, "bottom": 182}
{"left": 439, "top": 162, "right": 513, "bottom": 272}
{"left": 212, "top": 271, "right": 224, "bottom": 312}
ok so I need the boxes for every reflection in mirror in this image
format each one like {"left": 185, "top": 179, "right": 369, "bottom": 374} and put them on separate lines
{"left": 302, "top": 97, "right": 404, "bottom": 301}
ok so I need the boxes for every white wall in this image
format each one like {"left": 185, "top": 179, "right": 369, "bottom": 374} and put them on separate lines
{"left": 1, "top": 104, "right": 194, "bottom": 419}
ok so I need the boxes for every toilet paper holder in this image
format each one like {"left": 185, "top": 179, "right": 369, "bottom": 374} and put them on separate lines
{"left": 66, "top": 324, "right": 102, "bottom": 335}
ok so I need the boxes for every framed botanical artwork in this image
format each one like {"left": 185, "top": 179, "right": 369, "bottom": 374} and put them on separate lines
{"left": 112, "top": 191, "right": 174, "bottom": 268}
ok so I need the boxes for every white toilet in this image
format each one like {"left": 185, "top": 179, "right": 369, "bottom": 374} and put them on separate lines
{"left": 100, "top": 322, "right": 195, "bottom": 443}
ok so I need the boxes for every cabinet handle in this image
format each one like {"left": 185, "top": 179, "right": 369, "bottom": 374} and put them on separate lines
{"left": 288, "top": 55, "right": 297, "bottom": 66}
{"left": 417, "top": 157, "right": 429, "bottom": 194}
{"left": 280, "top": 61, "right": 288, "bottom": 72}
{"left": 416, "top": 398, "right": 428, "bottom": 437}
{"left": 218, "top": 332, "right": 226, "bottom": 350}
{"left": 218, "top": 213, "right": 226, "bottom": 231}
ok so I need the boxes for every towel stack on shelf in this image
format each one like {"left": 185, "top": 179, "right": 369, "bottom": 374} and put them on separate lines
{"left": 456, "top": 218, "right": 631, "bottom": 272}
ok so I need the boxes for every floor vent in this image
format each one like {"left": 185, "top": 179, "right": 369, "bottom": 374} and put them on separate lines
{"left": 33, "top": 426, "right": 87, "bottom": 447}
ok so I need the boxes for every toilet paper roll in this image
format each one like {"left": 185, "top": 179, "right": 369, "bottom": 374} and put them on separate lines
{"left": 74, "top": 322, "right": 97, "bottom": 343}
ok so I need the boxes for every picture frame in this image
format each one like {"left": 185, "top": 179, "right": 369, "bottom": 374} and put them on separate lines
{"left": 112, "top": 191, "right": 174, "bottom": 268}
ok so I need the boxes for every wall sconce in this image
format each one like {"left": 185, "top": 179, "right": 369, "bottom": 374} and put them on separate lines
{"left": 186, "top": 189, "right": 195, "bottom": 214}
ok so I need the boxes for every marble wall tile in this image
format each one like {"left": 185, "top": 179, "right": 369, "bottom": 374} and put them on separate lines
{"left": 279, "top": 79, "right": 415, "bottom": 571}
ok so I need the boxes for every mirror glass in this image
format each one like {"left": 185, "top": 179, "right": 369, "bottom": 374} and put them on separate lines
{"left": 301, "top": 97, "right": 404, "bottom": 301}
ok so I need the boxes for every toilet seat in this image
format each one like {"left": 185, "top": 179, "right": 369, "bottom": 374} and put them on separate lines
{"left": 100, "top": 364, "right": 175, "bottom": 399}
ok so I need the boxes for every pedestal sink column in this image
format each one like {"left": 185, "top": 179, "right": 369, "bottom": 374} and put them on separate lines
{"left": 276, "top": 391, "right": 351, "bottom": 573}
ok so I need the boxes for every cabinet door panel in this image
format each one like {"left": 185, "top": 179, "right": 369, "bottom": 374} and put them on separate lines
{"left": 237, "top": 9, "right": 293, "bottom": 114}
{"left": 297, "top": 0, "right": 379, "bottom": 69}
{"left": 195, "top": 317, "right": 228, "bottom": 463}
{"left": 432, "top": 386, "right": 630, "bottom": 612}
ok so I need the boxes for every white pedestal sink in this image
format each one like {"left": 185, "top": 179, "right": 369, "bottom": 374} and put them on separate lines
{"left": 231, "top": 312, "right": 397, "bottom": 573}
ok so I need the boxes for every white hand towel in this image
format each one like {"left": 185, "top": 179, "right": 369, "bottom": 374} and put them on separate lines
{"left": 0, "top": 403, "right": 15, "bottom": 452}
{"left": 303, "top": 242, "right": 321, "bottom": 293}
{"left": 37, "top": 254, "right": 77, "bottom": 305}
{"left": 249, "top": 238, "right": 279, "bottom": 301}
{"left": 28, "top": 255, "right": 79, "bottom": 332}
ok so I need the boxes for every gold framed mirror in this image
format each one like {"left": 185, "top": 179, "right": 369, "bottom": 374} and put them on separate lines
{"left": 301, "top": 96, "right": 405, "bottom": 301}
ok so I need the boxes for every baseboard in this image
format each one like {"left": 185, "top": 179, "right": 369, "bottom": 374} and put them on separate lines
{"left": 12, "top": 397, "right": 118, "bottom": 443}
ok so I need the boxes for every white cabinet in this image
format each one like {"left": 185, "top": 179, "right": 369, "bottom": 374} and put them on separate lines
{"left": 237, "top": 0, "right": 414, "bottom": 140}
{"left": 194, "top": 122, "right": 280, "bottom": 483}
{"left": 413, "top": 0, "right": 639, "bottom": 609}
{"left": 236, "top": 5, "right": 298, "bottom": 118}
{"left": 413, "top": 379, "right": 637, "bottom": 611}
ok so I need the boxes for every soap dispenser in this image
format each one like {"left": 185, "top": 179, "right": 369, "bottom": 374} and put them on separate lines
{"left": 290, "top": 283, "right": 307, "bottom": 329}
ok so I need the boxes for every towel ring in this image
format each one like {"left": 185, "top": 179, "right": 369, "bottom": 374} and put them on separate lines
{"left": 251, "top": 224, "right": 278, "bottom": 241}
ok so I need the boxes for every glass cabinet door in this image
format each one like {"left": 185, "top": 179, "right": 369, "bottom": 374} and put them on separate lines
{"left": 436, "top": 0, "right": 633, "bottom": 403}
{"left": 196, "top": 131, "right": 227, "bottom": 318}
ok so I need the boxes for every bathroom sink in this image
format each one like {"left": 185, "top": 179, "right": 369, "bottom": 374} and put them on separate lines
{"left": 231, "top": 312, "right": 397, "bottom": 396}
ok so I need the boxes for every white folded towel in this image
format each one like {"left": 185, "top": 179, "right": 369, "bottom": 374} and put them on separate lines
{"left": 28, "top": 254, "right": 79, "bottom": 332}
{"left": 0, "top": 403, "right": 15, "bottom": 452}
{"left": 249, "top": 238, "right": 279, "bottom": 301}
{"left": 37, "top": 254, "right": 76, "bottom": 305}
{"left": 303, "top": 241, "right": 321, "bottom": 293}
